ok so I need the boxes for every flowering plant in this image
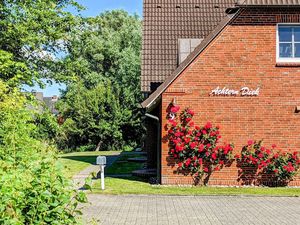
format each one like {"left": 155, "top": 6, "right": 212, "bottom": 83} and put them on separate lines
{"left": 167, "top": 104, "right": 234, "bottom": 185}
{"left": 236, "top": 140, "right": 272, "bottom": 169}
{"left": 266, "top": 151, "right": 300, "bottom": 182}
{"left": 237, "top": 140, "right": 300, "bottom": 184}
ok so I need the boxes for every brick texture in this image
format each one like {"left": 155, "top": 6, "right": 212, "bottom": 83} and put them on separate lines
{"left": 160, "top": 8, "right": 300, "bottom": 186}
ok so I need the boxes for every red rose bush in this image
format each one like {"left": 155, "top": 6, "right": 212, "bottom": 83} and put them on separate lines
{"left": 167, "top": 104, "right": 234, "bottom": 185}
{"left": 237, "top": 140, "right": 300, "bottom": 184}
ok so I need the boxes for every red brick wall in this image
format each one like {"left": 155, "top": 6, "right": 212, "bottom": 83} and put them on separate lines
{"left": 160, "top": 8, "right": 300, "bottom": 186}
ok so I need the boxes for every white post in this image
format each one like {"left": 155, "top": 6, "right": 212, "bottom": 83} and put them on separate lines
{"left": 101, "top": 165, "right": 105, "bottom": 190}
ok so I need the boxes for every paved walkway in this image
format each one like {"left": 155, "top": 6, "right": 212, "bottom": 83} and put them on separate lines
{"left": 82, "top": 195, "right": 300, "bottom": 225}
{"left": 73, "top": 153, "right": 120, "bottom": 190}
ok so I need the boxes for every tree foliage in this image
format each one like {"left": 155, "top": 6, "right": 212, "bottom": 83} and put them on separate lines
{"left": 0, "top": 0, "right": 81, "bottom": 86}
{"left": 57, "top": 81, "right": 124, "bottom": 150}
{"left": 57, "top": 10, "right": 144, "bottom": 151}
{"left": 0, "top": 1, "right": 86, "bottom": 223}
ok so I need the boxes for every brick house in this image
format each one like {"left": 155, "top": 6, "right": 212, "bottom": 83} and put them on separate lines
{"left": 141, "top": 0, "right": 300, "bottom": 186}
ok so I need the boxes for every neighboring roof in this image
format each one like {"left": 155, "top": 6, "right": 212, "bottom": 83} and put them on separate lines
{"left": 236, "top": 0, "right": 300, "bottom": 6}
{"left": 141, "top": 11, "right": 239, "bottom": 110}
{"left": 141, "top": 0, "right": 237, "bottom": 93}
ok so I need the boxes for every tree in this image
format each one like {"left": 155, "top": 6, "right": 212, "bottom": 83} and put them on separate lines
{"left": 0, "top": 1, "right": 87, "bottom": 223}
{"left": 57, "top": 80, "right": 125, "bottom": 150}
{"left": 57, "top": 10, "right": 144, "bottom": 151}
{"left": 0, "top": 0, "right": 82, "bottom": 86}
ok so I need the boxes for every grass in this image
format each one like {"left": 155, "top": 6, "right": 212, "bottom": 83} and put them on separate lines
{"left": 59, "top": 151, "right": 300, "bottom": 197}
{"left": 91, "top": 176, "right": 300, "bottom": 196}
{"left": 105, "top": 152, "right": 145, "bottom": 175}
{"left": 58, "top": 151, "right": 121, "bottom": 178}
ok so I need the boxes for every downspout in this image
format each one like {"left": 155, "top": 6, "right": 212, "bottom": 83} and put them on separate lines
{"left": 145, "top": 113, "right": 161, "bottom": 184}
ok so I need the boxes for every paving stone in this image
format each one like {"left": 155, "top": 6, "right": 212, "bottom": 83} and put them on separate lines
{"left": 82, "top": 195, "right": 300, "bottom": 225}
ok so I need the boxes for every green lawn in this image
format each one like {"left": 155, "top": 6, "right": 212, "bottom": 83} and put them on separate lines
{"left": 91, "top": 176, "right": 300, "bottom": 196}
{"left": 59, "top": 151, "right": 300, "bottom": 197}
{"left": 58, "top": 151, "right": 121, "bottom": 178}
{"left": 105, "top": 152, "right": 145, "bottom": 175}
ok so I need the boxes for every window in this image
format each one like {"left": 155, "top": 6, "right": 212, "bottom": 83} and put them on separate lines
{"left": 178, "top": 38, "right": 203, "bottom": 65}
{"left": 277, "top": 25, "right": 300, "bottom": 62}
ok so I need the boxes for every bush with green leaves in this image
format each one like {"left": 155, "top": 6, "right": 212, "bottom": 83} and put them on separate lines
{"left": 0, "top": 82, "right": 86, "bottom": 224}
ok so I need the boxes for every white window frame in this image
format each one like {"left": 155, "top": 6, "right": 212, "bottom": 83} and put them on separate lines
{"left": 276, "top": 23, "right": 300, "bottom": 63}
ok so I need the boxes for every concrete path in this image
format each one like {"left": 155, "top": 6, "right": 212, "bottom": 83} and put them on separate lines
{"left": 82, "top": 195, "right": 300, "bottom": 225}
{"left": 73, "top": 153, "right": 120, "bottom": 190}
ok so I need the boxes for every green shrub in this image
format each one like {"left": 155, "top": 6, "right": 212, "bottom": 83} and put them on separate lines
{"left": 0, "top": 82, "right": 86, "bottom": 224}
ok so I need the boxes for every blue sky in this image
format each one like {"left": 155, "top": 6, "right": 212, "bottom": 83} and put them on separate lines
{"left": 25, "top": 0, "right": 143, "bottom": 97}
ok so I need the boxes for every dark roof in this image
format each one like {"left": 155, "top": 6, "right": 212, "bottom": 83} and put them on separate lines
{"left": 141, "top": 11, "right": 239, "bottom": 109}
{"left": 236, "top": 0, "right": 300, "bottom": 6}
{"left": 141, "top": 0, "right": 237, "bottom": 93}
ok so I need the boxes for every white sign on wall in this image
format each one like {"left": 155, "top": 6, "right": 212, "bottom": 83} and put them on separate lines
{"left": 210, "top": 86, "right": 260, "bottom": 96}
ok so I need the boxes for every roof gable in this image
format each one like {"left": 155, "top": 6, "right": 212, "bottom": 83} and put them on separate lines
{"left": 141, "top": 11, "right": 239, "bottom": 110}
{"left": 141, "top": 0, "right": 237, "bottom": 93}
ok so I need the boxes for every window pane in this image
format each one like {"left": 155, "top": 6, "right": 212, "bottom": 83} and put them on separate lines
{"left": 279, "top": 27, "right": 292, "bottom": 42}
{"left": 295, "top": 43, "right": 300, "bottom": 58}
{"left": 279, "top": 43, "right": 292, "bottom": 58}
{"left": 294, "top": 27, "right": 300, "bottom": 42}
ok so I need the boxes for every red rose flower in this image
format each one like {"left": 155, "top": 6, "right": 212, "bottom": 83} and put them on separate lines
{"left": 185, "top": 158, "right": 191, "bottom": 166}
{"left": 205, "top": 122, "right": 212, "bottom": 130}
{"left": 184, "top": 137, "right": 191, "bottom": 143}
{"left": 214, "top": 167, "right": 220, "bottom": 171}
{"left": 247, "top": 140, "right": 253, "bottom": 146}
{"left": 175, "top": 132, "right": 181, "bottom": 137}
{"left": 175, "top": 145, "right": 184, "bottom": 152}
{"left": 272, "top": 144, "right": 277, "bottom": 149}
{"left": 189, "top": 142, "right": 197, "bottom": 149}
{"left": 198, "top": 144, "right": 204, "bottom": 152}
{"left": 212, "top": 153, "right": 217, "bottom": 160}
{"left": 234, "top": 154, "right": 240, "bottom": 159}
{"left": 203, "top": 167, "right": 209, "bottom": 173}
{"left": 210, "top": 131, "right": 216, "bottom": 137}
{"left": 202, "top": 130, "right": 207, "bottom": 135}
{"left": 187, "top": 109, "right": 195, "bottom": 116}
{"left": 199, "top": 158, "right": 203, "bottom": 165}
{"left": 178, "top": 162, "right": 182, "bottom": 167}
